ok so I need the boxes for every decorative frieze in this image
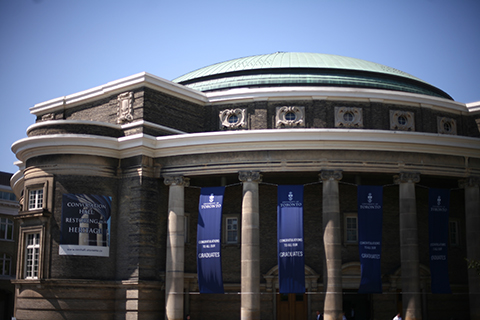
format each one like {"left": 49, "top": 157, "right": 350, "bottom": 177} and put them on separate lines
{"left": 390, "top": 110, "right": 415, "bottom": 131}
{"left": 275, "top": 106, "right": 305, "bottom": 128}
{"left": 117, "top": 92, "right": 134, "bottom": 124}
{"left": 335, "top": 107, "right": 363, "bottom": 128}
{"left": 437, "top": 117, "right": 457, "bottom": 135}
{"left": 219, "top": 108, "right": 247, "bottom": 129}
{"left": 40, "top": 112, "right": 64, "bottom": 121}
{"left": 41, "top": 113, "right": 55, "bottom": 121}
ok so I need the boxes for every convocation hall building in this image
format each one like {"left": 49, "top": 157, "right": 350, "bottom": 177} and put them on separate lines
{"left": 10, "top": 52, "right": 480, "bottom": 320}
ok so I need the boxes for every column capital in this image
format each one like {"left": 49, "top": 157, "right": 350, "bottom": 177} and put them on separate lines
{"left": 239, "top": 171, "right": 262, "bottom": 183}
{"left": 394, "top": 172, "right": 420, "bottom": 184}
{"left": 459, "top": 176, "right": 480, "bottom": 188}
{"left": 319, "top": 170, "right": 343, "bottom": 181}
{"left": 164, "top": 175, "right": 190, "bottom": 187}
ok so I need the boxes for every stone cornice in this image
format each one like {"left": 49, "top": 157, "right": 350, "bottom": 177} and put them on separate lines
{"left": 12, "top": 130, "right": 480, "bottom": 166}
{"left": 206, "top": 86, "right": 470, "bottom": 115}
{"left": 466, "top": 101, "right": 480, "bottom": 113}
{"left": 26, "top": 119, "right": 187, "bottom": 135}
{"left": 29, "top": 72, "right": 208, "bottom": 116}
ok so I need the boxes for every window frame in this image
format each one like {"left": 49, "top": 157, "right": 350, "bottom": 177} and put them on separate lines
{"left": 223, "top": 214, "right": 240, "bottom": 245}
{"left": 344, "top": 213, "right": 358, "bottom": 244}
{"left": 17, "top": 225, "right": 45, "bottom": 280}
{"left": 184, "top": 213, "right": 190, "bottom": 244}
{"left": 24, "top": 233, "right": 40, "bottom": 279}
{"left": 28, "top": 188, "right": 44, "bottom": 211}
{"left": 0, "top": 217, "right": 14, "bottom": 241}
{"left": 22, "top": 177, "right": 53, "bottom": 214}
{"left": 0, "top": 191, "right": 16, "bottom": 201}
{"left": 449, "top": 220, "right": 459, "bottom": 246}
{"left": 0, "top": 253, "right": 12, "bottom": 276}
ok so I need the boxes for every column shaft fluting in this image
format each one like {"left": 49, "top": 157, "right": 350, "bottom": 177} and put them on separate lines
{"left": 239, "top": 171, "right": 261, "bottom": 320}
{"left": 164, "top": 176, "right": 189, "bottom": 320}
{"left": 320, "top": 170, "right": 343, "bottom": 320}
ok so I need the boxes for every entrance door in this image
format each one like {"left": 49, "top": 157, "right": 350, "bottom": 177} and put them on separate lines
{"left": 277, "top": 293, "right": 306, "bottom": 320}
{"left": 342, "top": 290, "right": 371, "bottom": 320}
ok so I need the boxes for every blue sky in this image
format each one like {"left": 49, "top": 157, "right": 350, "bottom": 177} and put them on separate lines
{"left": 1, "top": 0, "right": 479, "bottom": 174}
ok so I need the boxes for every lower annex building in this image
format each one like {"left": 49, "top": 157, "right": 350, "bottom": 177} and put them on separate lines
{"left": 0, "top": 171, "right": 19, "bottom": 320}
{"left": 10, "top": 52, "right": 480, "bottom": 320}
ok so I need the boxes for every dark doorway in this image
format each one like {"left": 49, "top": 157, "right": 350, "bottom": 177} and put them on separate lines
{"left": 343, "top": 290, "right": 371, "bottom": 320}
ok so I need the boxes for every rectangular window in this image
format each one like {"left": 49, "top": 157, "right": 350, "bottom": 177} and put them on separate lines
{"left": 28, "top": 189, "right": 43, "bottom": 210}
{"left": 0, "top": 218, "right": 14, "bottom": 240}
{"left": 226, "top": 217, "right": 238, "bottom": 244}
{"left": 0, "top": 253, "right": 11, "bottom": 276}
{"left": 449, "top": 221, "right": 458, "bottom": 246}
{"left": 346, "top": 216, "right": 358, "bottom": 243}
{"left": 25, "top": 233, "right": 40, "bottom": 279}
{"left": 184, "top": 214, "right": 189, "bottom": 243}
{"left": 0, "top": 191, "right": 16, "bottom": 201}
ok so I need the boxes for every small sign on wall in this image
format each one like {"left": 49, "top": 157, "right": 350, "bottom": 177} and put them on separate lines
{"left": 59, "top": 194, "right": 112, "bottom": 257}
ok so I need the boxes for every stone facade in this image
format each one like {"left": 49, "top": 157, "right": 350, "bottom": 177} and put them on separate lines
{"left": 10, "top": 58, "right": 480, "bottom": 320}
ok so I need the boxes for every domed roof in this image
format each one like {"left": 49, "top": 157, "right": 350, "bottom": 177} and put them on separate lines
{"left": 173, "top": 52, "right": 452, "bottom": 99}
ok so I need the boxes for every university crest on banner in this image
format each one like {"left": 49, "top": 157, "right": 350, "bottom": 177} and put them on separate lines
{"left": 357, "top": 185, "right": 383, "bottom": 293}
{"left": 197, "top": 186, "right": 225, "bottom": 294}
{"left": 429, "top": 188, "right": 451, "bottom": 294}
{"left": 277, "top": 185, "right": 305, "bottom": 294}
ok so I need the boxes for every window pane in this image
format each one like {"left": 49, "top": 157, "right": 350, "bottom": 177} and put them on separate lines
{"left": 226, "top": 218, "right": 238, "bottom": 243}
{"left": 0, "top": 223, "right": 5, "bottom": 239}
{"left": 25, "top": 233, "right": 40, "bottom": 279}
{"left": 5, "top": 256, "right": 10, "bottom": 275}
{"left": 27, "top": 234, "right": 34, "bottom": 245}
{"left": 7, "top": 224, "right": 13, "bottom": 240}
{"left": 449, "top": 221, "right": 458, "bottom": 245}
{"left": 28, "top": 189, "right": 43, "bottom": 210}
{"left": 346, "top": 217, "right": 358, "bottom": 242}
{"left": 1, "top": 254, "right": 11, "bottom": 276}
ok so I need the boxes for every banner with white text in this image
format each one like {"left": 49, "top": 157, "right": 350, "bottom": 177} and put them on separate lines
{"left": 197, "top": 186, "right": 225, "bottom": 294}
{"left": 357, "top": 185, "right": 383, "bottom": 293}
{"left": 429, "top": 188, "right": 451, "bottom": 294}
{"left": 59, "top": 194, "right": 112, "bottom": 257}
{"left": 278, "top": 185, "right": 305, "bottom": 294}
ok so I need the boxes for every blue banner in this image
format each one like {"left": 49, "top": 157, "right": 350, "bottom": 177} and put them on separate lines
{"left": 357, "top": 185, "right": 383, "bottom": 293}
{"left": 277, "top": 185, "right": 305, "bottom": 294}
{"left": 197, "top": 187, "right": 225, "bottom": 294}
{"left": 429, "top": 188, "right": 451, "bottom": 294}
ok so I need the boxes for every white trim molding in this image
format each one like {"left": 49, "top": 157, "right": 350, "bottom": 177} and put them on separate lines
{"left": 29, "top": 72, "right": 208, "bottom": 116}
{"left": 12, "top": 129, "right": 480, "bottom": 164}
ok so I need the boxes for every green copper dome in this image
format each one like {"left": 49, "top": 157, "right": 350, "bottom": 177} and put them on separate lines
{"left": 173, "top": 52, "right": 452, "bottom": 99}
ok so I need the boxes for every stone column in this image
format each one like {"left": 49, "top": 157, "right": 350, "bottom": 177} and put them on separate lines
{"left": 164, "top": 176, "right": 190, "bottom": 320}
{"left": 239, "top": 171, "right": 262, "bottom": 320}
{"left": 395, "top": 172, "right": 421, "bottom": 320}
{"left": 460, "top": 177, "right": 480, "bottom": 320}
{"left": 320, "top": 170, "right": 343, "bottom": 320}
